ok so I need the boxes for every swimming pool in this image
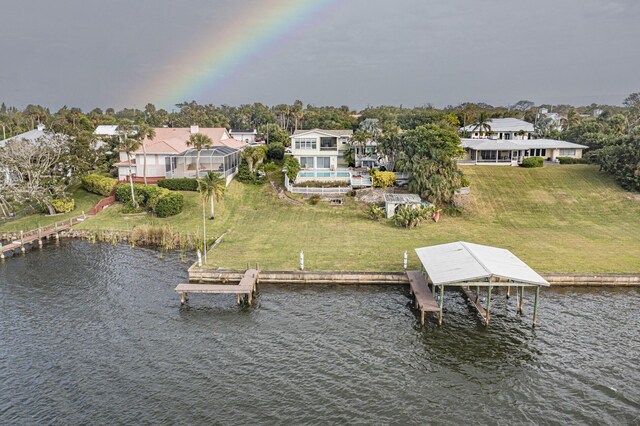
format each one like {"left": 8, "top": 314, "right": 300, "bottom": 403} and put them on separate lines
{"left": 298, "top": 171, "right": 351, "bottom": 178}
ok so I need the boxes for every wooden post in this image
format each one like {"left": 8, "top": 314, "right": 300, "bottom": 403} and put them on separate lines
{"left": 506, "top": 286, "right": 511, "bottom": 298}
{"left": 486, "top": 285, "right": 492, "bottom": 324}
{"left": 421, "top": 309, "right": 425, "bottom": 326}
{"left": 533, "top": 286, "right": 540, "bottom": 327}
{"left": 438, "top": 285, "right": 444, "bottom": 325}
{"left": 37, "top": 228, "right": 42, "bottom": 247}
{"left": 20, "top": 230, "right": 25, "bottom": 253}
{"left": 180, "top": 292, "right": 185, "bottom": 305}
{"left": 518, "top": 286, "right": 524, "bottom": 313}
{"left": 475, "top": 285, "right": 480, "bottom": 303}
{"left": 236, "top": 294, "right": 241, "bottom": 305}
{"left": 0, "top": 242, "right": 4, "bottom": 260}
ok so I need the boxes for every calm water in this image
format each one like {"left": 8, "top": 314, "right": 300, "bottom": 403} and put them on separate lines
{"left": 1, "top": 240, "right": 639, "bottom": 424}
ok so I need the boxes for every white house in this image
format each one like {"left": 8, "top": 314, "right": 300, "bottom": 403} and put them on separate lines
{"left": 0, "top": 123, "right": 49, "bottom": 148}
{"left": 460, "top": 117, "right": 534, "bottom": 140}
{"left": 290, "top": 129, "right": 353, "bottom": 170}
{"left": 113, "top": 126, "right": 246, "bottom": 184}
{"left": 229, "top": 129, "right": 257, "bottom": 144}
{"left": 461, "top": 138, "right": 588, "bottom": 164}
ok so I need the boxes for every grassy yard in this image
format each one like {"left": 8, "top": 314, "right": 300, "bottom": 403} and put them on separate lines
{"left": 0, "top": 185, "right": 103, "bottom": 233}
{"left": 41, "top": 165, "right": 640, "bottom": 273}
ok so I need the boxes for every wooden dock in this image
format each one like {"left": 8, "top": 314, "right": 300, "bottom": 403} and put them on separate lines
{"left": 175, "top": 269, "right": 259, "bottom": 305}
{"left": 406, "top": 270, "right": 441, "bottom": 325}
{"left": 460, "top": 286, "right": 489, "bottom": 324}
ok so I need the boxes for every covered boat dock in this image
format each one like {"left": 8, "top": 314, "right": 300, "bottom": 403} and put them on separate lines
{"left": 413, "top": 241, "right": 549, "bottom": 326}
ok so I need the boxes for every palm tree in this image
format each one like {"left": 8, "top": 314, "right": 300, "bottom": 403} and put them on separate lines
{"left": 197, "top": 172, "right": 226, "bottom": 263}
{"left": 136, "top": 123, "right": 156, "bottom": 185}
{"left": 565, "top": 109, "right": 580, "bottom": 129}
{"left": 186, "top": 132, "right": 213, "bottom": 178}
{"left": 240, "top": 145, "right": 267, "bottom": 173}
{"left": 198, "top": 171, "right": 226, "bottom": 219}
{"left": 117, "top": 120, "right": 140, "bottom": 208}
{"left": 472, "top": 112, "right": 492, "bottom": 136}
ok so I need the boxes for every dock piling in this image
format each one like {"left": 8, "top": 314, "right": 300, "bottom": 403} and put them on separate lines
{"left": 20, "top": 230, "right": 25, "bottom": 253}
{"left": 533, "top": 286, "right": 540, "bottom": 326}
{"left": 486, "top": 285, "right": 492, "bottom": 324}
{"left": 518, "top": 286, "right": 524, "bottom": 313}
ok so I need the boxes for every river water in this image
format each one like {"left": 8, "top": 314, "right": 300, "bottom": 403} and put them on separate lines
{"left": 1, "top": 240, "right": 639, "bottom": 424}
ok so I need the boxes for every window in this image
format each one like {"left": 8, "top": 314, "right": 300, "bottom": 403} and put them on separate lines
{"left": 341, "top": 138, "right": 348, "bottom": 145}
{"left": 531, "top": 148, "right": 547, "bottom": 157}
{"left": 559, "top": 148, "right": 576, "bottom": 156}
{"left": 316, "top": 157, "right": 331, "bottom": 169}
{"left": 503, "top": 133, "right": 511, "bottom": 140}
{"left": 294, "top": 138, "right": 316, "bottom": 150}
{"left": 300, "top": 157, "right": 314, "bottom": 168}
{"left": 320, "top": 137, "right": 337, "bottom": 151}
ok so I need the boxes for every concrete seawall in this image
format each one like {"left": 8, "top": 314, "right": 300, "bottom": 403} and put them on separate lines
{"left": 188, "top": 266, "right": 640, "bottom": 287}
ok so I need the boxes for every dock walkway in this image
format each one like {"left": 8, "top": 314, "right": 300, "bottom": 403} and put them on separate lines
{"left": 406, "top": 270, "right": 440, "bottom": 325}
{"left": 176, "top": 269, "right": 259, "bottom": 305}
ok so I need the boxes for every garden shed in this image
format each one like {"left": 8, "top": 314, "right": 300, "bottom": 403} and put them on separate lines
{"left": 383, "top": 193, "right": 422, "bottom": 218}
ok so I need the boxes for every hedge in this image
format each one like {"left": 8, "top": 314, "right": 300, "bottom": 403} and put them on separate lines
{"left": 81, "top": 174, "right": 117, "bottom": 196}
{"left": 158, "top": 178, "right": 199, "bottom": 191}
{"left": 51, "top": 198, "right": 75, "bottom": 213}
{"left": 557, "top": 156, "right": 589, "bottom": 164}
{"left": 520, "top": 157, "right": 544, "bottom": 168}
{"left": 115, "top": 183, "right": 184, "bottom": 217}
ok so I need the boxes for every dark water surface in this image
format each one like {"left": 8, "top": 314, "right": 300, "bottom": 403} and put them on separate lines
{"left": 1, "top": 240, "right": 639, "bottom": 424}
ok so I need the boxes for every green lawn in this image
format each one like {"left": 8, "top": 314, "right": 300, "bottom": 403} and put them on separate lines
{"left": 28, "top": 165, "right": 640, "bottom": 273}
{"left": 0, "top": 185, "right": 103, "bottom": 233}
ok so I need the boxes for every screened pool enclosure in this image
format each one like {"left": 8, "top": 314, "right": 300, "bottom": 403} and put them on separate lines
{"left": 165, "top": 147, "right": 240, "bottom": 179}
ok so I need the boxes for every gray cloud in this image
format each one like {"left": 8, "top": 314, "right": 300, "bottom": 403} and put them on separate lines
{"left": 0, "top": 0, "right": 638, "bottom": 110}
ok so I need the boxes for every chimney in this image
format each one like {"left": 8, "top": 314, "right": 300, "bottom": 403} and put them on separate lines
{"left": 190, "top": 125, "right": 199, "bottom": 134}
{"left": 37, "top": 123, "right": 46, "bottom": 131}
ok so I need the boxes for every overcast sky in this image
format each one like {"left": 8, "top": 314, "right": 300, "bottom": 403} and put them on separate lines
{"left": 1, "top": 0, "right": 639, "bottom": 111}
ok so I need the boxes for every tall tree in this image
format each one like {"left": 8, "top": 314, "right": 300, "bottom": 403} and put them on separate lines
{"left": 472, "top": 112, "right": 493, "bottom": 135}
{"left": 116, "top": 120, "right": 140, "bottom": 208}
{"left": 198, "top": 171, "right": 226, "bottom": 220}
{"left": 135, "top": 123, "right": 156, "bottom": 185}
{"left": 186, "top": 133, "right": 213, "bottom": 178}
{"left": 395, "top": 125, "right": 465, "bottom": 206}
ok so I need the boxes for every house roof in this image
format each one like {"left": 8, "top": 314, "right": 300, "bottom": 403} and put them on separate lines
{"left": 461, "top": 138, "right": 587, "bottom": 150}
{"left": 0, "top": 126, "right": 50, "bottom": 147}
{"left": 131, "top": 127, "right": 247, "bottom": 154}
{"left": 94, "top": 125, "right": 119, "bottom": 136}
{"left": 230, "top": 129, "right": 257, "bottom": 134}
{"left": 415, "top": 242, "right": 549, "bottom": 286}
{"left": 292, "top": 129, "right": 353, "bottom": 137}
{"left": 383, "top": 193, "right": 422, "bottom": 204}
{"left": 461, "top": 118, "right": 534, "bottom": 133}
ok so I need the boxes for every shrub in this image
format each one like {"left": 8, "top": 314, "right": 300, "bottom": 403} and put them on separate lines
{"left": 154, "top": 191, "right": 184, "bottom": 217}
{"left": 81, "top": 174, "right": 117, "bottom": 196}
{"left": 267, "top": 143, "right": 285, "bottom": 161}
{"left": 283, "top": 156, "right": 301, "bottom": 182}
{"left": 368, "top": 204, "right": 385, "bottom": 221}
{"left": 115, "top": 183, "right": 148, "bottom": 204}
{"left": 157, "top": 178, "right": 199, "bottom": 191}
{"left": 394, "top": 205, "right": 433, "bottom": 228}
{"left": 237, "top": 162, "right": 266, "bottom": 184}
{"left": 557, "top": 156, "right": 589, "bottom": 164}
{"left": 520, "top": 157, "right": 544, "bottom": 168}
{"left": 115, "top": 183, "right": 184, "bottom": 217}
{"left": 51, "top": 198, "right": 75, "bottom": 213}
{"left": 371, "top": 170, "right": 397, "bottom": 188}
{"left": 309, "top": 195, "right": 320, "bottom": 205}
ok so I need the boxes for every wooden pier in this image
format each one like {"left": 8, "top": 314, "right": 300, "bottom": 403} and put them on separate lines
{"left": 0, "top": 220, "right": 76, "bottom": 258}
{"left": 175, "top": 269, "right": 259, "bottom": 306}
{"left": 406, "top": 270, "right": 441, "bottom": 325}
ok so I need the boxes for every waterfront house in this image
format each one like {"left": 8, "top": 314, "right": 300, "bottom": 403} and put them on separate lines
{"left": 290, "top": 129, "right": 353, "bottom": 170}
{"left": 459, "top": 117, "right": 587, "bottom": 164}
{"left": 460, "top": 117, "right": 534, "bottom": 140}
{"left": 113, "top": 126, "right": 246, "bottom": 184}
{"left": 460, "top": 138, "right": 588, "bottom": 164}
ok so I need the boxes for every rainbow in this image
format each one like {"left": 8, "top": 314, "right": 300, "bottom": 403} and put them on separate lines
{"left": 134, "top": 0, "right": 338, "bottom": 108}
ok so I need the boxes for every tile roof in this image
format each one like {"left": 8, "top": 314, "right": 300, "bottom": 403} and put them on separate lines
{"left": 131, "top": 127, "right": 247, "bottom": 154}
